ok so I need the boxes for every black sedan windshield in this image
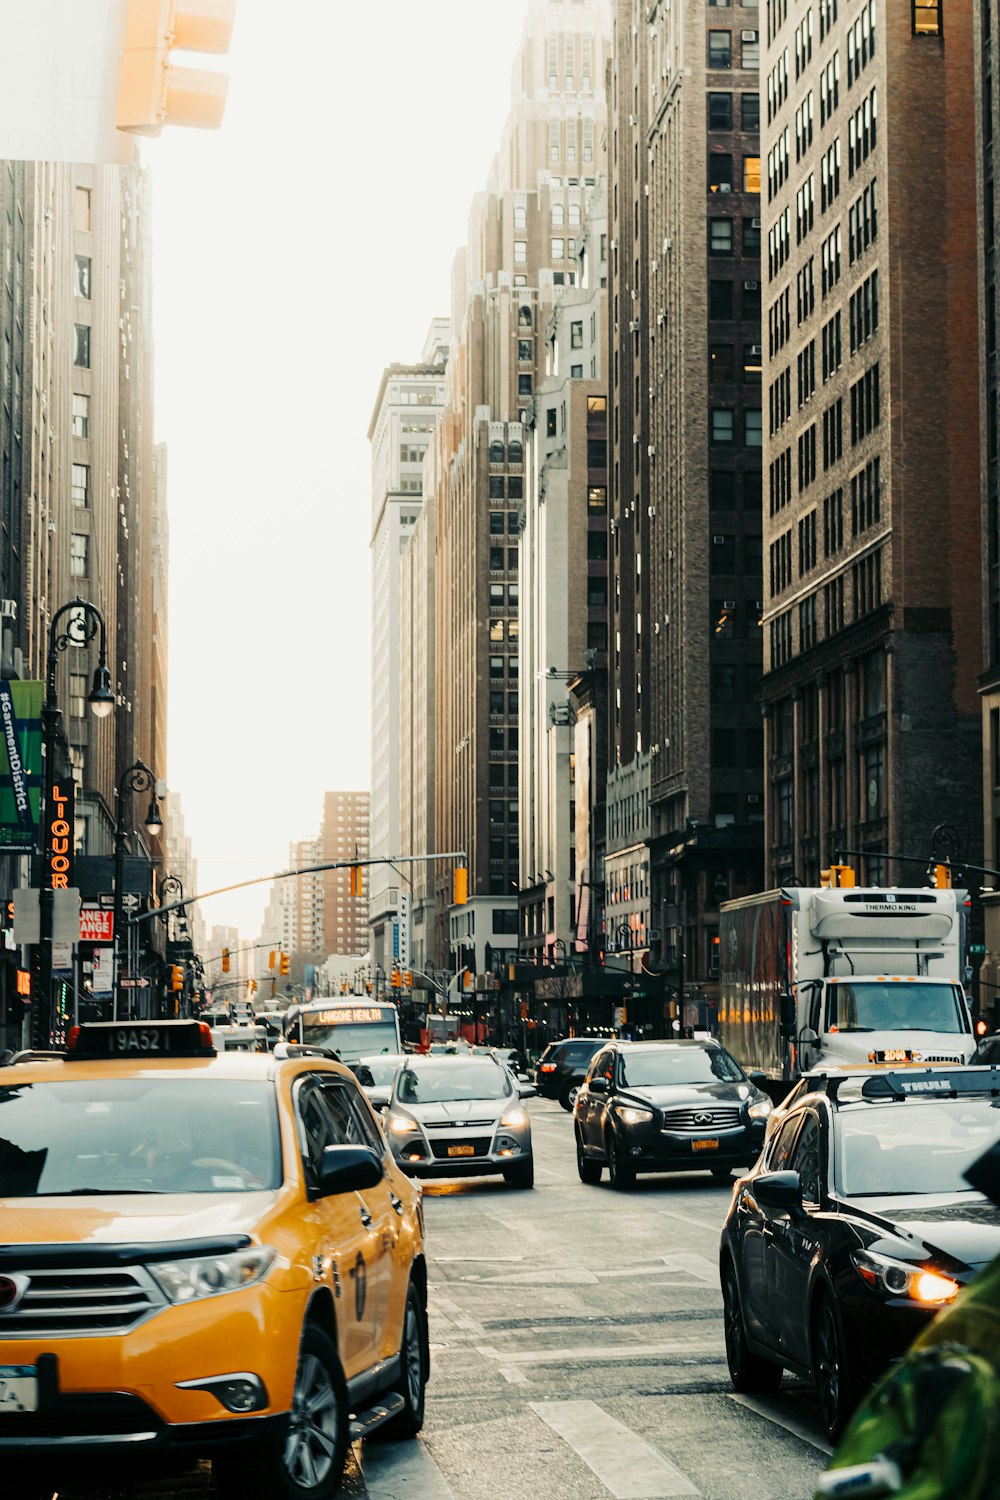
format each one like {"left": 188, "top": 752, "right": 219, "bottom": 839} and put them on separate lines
{"left": 0, "top": 1079, "right": 281, "bottom": 1197}
{"left": 838, "top": 1101, "right": 1000, "bottom": 1196}
{"left": 619, "top": 1046, "right": 745, "bottom": 1088}
{"left": 397, "top": 1061, "right": 512, "bottom": 1104}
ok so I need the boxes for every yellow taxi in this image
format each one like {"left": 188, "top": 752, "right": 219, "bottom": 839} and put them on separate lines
{"left": 0, "top": 1020, "right": 428, "bottom": 1500}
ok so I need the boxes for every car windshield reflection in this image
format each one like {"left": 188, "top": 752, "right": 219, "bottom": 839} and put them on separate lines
{"left": 618, "top": 1047, "right": 745, "bottom": 1088}
{"left": 396, "top": 1061, "right": 512, "bottom": 1104}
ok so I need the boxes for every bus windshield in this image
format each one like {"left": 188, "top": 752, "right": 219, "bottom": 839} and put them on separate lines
{"left": 291, "top": 1005, "right": 401, "bottom": 1061}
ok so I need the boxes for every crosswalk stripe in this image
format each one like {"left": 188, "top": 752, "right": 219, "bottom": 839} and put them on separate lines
{"left": 529, "top": 1399, "right": 701, "bottom": 1498}
{"left": 363, "top": 1437, "right": 458, "bottom": 1499}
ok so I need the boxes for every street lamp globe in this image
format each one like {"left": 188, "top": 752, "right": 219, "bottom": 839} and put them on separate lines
{"left": 144, "top": 799, "right": 163, "bottom": 839}
{"left": 88, "top": 665, "right": 115, "bottom": 718}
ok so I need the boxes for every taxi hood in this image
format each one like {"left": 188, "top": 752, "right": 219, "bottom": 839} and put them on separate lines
{"left": 857, "top": 1194, "right": 1000, "bottom": 1274}
{"left": 0, "top": 1190, "right": 277, "bottom": 1248}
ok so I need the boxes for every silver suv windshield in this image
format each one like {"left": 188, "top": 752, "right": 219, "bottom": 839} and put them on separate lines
{"left": 397, "top": 1061, "right": 512, "bottom": 1104}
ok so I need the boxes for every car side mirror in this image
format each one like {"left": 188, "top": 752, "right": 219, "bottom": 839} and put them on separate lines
{"left": 798, "top": 1026, "right": 820, "bottom": 1047}
{"left": 754, "top": 1170, "right": 804, "bottom": 1215}
{"left": 517, "top": 1082, "right": 537, "bottom": 1099}
{"left": 316, "top": 1144, "right": 384, "bottom": 1198}
{"left": 589, "top": 1076, "right": 608, "bottom": 1095}
{"left": 748, "top": 1070, "right": 768, "bottom": 1085}
{"left": 779, "top": 992, "right": 796, "bottom": 1038}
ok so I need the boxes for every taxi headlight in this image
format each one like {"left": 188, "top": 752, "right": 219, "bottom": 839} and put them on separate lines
{"left": 149, "top": 1246, "right": 277, "bottom": 1304}
{"left": 389, "top": 1115, "right": 420, "bottom": 1134}
{"left": 851, "top": 1249, "right": 959, "bottom": 1306}
{"left": 499, "top": 1107, "right": 528, "bottom": 1128}
{"left": 616, "top": 1105, "right": 654, "bottom": 1126}
{"left": 747, "top": 1097, "right": 772, "bottom": 1120}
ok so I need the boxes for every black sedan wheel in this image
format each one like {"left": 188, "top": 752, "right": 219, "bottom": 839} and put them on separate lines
{"left": 722, "top": 1259, "right": 782, "bottom": 1394}
{"left": 813, "top": 1290, "right": 858, "bottom": 1442}
{"left": 607, "top": 1131, "right": 636, "bottom": 1190}
{"left": 560, "top": 1081, "right": 580, "bottom": 1112}
{"left": 576, "top": 1131, "right": 602, "bottom": 1184}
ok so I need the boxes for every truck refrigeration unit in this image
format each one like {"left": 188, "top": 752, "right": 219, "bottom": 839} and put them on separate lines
{"left": 718, "top": 878, "right": 976, "bottom": 1088}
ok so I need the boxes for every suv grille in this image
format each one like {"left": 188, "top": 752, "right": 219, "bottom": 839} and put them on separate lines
{"left": 0, "top": 1266, "right": 166, "bottom": 1338}
{"left": 424, "top": 1119, "right": 494, "bottom": 1129}
{"left": 661, "top": 1106, "right": 742, "bottom": 1133}
{"left": 429, "top": 1139, "right": 492, "bottom": 1159}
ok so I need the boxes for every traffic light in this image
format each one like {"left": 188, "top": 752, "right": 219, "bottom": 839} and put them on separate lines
{"left": 117, "top": 0, "right": 237, "bottom": 138}
{"left": 405, "top": 970, "right": 413, "bottom": 988}
{"left": 930, "top": 863, "right": 953, "bottom": 889}
{"left": 341, "top": 981, "right": 349, "bottom": 994}
{"left": 821, "top": 864, "right": 856, "bottom": 889}
{"left": 391, "top": 968, "right": 402, "bottom": 990}
{"left": 268, "top": 950, "right": 276, "bottom": 970}
{"left": 279, "top": 953, "right": 290, "bottom": 977}
{"left": 221, "top": 947, "right": 230, "bottom": 972}
{"left": 170, "top": 964, "right": 184, "bottom": 992}
{"left": 349, "top": 865, "right": 363, "bottom": 898}
{"left": 453, "top": 867, "right": 468, "bottom": 905}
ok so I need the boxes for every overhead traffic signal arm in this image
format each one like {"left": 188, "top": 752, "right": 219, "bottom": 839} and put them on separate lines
{"left": 117, "top": 0, "right": 237, "bottom": 138}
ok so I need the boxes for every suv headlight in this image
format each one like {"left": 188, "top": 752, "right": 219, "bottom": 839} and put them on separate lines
{"left": 615, "top": 1104, "right": 654, "bottom": 1125}
{"left": 851, "top": 1249, "right": 959, "bottom": 1305}
{"left": 500, "top": 1107, "right": 528, "bottom": 1127}
{"left": 149, "top": 1246, "right": 277, "bottom": 1304}
{"left": 747, "top": 1097, "right": 772, "bottom": 1120}
{"left": 389, "top": 1115, "right": 420, "bottom": 1133}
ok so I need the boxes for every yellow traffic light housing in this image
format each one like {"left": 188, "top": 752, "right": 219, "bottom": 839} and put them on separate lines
{"left": 170, "top": 964, "right": 183, "bottom": 992}
{"left": 268, "top": 950, "right": 276, "bottom": 970}
{"left": 221, "top": 947, "right": 230, "bottom": 973}
{"left": 117, "top": 0, "right": 237, "bottom": 138}
{"left": 453, "top": 867, "right": 468, "bottom": 905}
{"left": 931, "top": 863, "right": 952, "bottom": 889}
{"left": 349, "top": 865, "right": 364, "bottom": 899}
{"left": 821, "top": 864, "right": 856, "bottom": 889}
{"left": 279, "top": 952, "right": 290, "bottom": 977}
{"left": 405, "top": 970, "right": 413, "bottom": 988}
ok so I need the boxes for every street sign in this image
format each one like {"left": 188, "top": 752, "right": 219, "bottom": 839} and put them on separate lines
{"left": 12, "top": 887, "right": 40, "bottom": 944}
{"left": 392, "top": 919, "right": 400, "bottom": 961}
{"left": 399, "top": 892, "right": 411, "bottom": 968}
{"left": 970, "top": 943, "right": 987, "bottom": 956}
{"left": 119, "top": 977, "right": 150, "bottom": 989}
{"left": 80, "top": 906, "right": 114, "bottom": 943}
{"left": 91, "top": 947, "right": 113, "bottom": 995}
{"left": 120, "top": 893, "right": 141, "bottom": 913}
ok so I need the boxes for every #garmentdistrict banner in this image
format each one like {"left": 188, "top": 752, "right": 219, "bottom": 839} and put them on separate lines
{"left": 0, "top": 680, "right": 42, "bottom": 853}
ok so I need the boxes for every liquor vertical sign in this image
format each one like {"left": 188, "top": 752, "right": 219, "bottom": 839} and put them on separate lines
{"left": 46, "top": 781, "right": 75, "bottom": 890}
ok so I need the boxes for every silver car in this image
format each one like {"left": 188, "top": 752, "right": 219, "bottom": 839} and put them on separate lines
{"left": 385, "top": 1055, "right": 535, "bottom": 1188}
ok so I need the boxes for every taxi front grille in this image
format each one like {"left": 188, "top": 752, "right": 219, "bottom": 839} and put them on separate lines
{"left": 0, "top": 1267, "right": 166, "bottom": 1338}
{"left": 661, "top": 1106, "right": 742, "bottom": 1133}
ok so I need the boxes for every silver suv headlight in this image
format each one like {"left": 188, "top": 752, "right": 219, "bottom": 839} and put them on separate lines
{"left": 149, "top": 1246, "right": 277, "bottom": 1304}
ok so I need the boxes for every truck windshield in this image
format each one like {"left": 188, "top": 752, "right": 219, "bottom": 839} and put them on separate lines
{"left": 827, "top": 982, "right": 966, "bottom": 1034}
{"left": 0, "top": 1079, "right": 281, "bottom": 1197}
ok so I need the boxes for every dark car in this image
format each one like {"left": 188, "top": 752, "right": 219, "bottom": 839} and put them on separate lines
{"left": 350, "top": 1052, "right": 408, "bottom": 1110}
{"left": 573, "top": 1039, "right": 772, "bottom": 1187}
{"left": 720, "top": 1066, "right": 1000, "bottom": 1442}
{"left": 972, "top": 1032, "right": 1000, "bottom": 1065}
{"left": 535, "top": 1036, "right": 613, "bottom": 1110}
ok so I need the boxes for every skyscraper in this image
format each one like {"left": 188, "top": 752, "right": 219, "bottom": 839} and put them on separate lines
{"left": 321, "top": 790, "right": 369, "bottom": 958}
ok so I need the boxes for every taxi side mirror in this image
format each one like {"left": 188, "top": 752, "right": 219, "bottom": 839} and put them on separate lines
{"left": 316, "top": 1144, "right": 384, "bottom": 1198}
{"left": 589, "top": 1076, "right": 608, "bottom": 1095}
{"left": 755, "top": 1170, "right": 804, "bottom": 1216}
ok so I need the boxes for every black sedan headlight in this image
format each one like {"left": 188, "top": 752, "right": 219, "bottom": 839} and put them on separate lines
{"left": 851, "top": 1248, "right": 960, "bottom": 1306}
{"left": 613, "top": 1102, "right": 656, "bottom": 1126}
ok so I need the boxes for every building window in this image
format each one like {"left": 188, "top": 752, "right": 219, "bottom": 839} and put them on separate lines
{"left": 587, "top": 531, "right": 608, "bottom": 560}
{"left": 711, "top": 344, "right": 735, "bottom": 383}
{"left": 71, "top": 463, "right": 90, "bottom": 508}
{"left": 712, "top": 408, "right": 735, "bottom": 444}
{"left": 72, "top": 392, "right": 90, "bottom": 438}
{"left": 75, "top": 255, "right": 92, "bottom": 299}
{"left": 709, "top": 154, "right": 733, "bottom": 192}
{"left": 912, "top": 0, "right": 942, "bottom": 33}
{"left": 551, "top": 237, "right": 565, "bottom": 260}
{"left": 708, "top": 92, "right": 733, "bottom": 129}
{"left": 743, "top": 218, "right": 761, "bottom": 255}
{"left": 744, "top": 409, "right": 763, "bottom": 446}
{"left": 711, "top": 471, "right": 736, "bottom": 508}
{"left": 588, "top": 485, "right": 607, "bottom": 510}
{"left": 742, "top": 31, "right": 760, "bottom": 68}
{"left": 508, "top": 476, "right": 523, "bottom": 499}
{"left": 709, "top": 218, "right": 734, "bottom": 256}
{"left": 69, "top": 672, "right": 87, "bottom": 718}
{"left": 74, "top": 325, "right": 91, "bottom": 368}
{"left": 710, "top": 280, "right": 734, "bottom": 319}
{"left": 514, "top": 205, "right": 527, "bottom": 230}
{"left": 708, "top": 31, "right": 733, "bottom": 68}
{"left": 742, "top": 93, "right": 760, "bottom": 130}
{"left": 70, "top": 533, "right": 89, "bottom": 578}
{"left": 514, "top": 240, "right": 527, "bottom": 265}
{"left": 518, "top": 374, "right": 532, "bottom": 395}
{"left": 74, "top": 186, "right": 92, "bottom": 232}
{"left": 744, "top": 156, "right": 761, "bottom": 193}
{"left": 571, "top": 320, "right": 583, "bottom": 348}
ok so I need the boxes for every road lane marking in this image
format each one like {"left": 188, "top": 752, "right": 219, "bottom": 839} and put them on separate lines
{"left": 499, "top": 1365, "right": 529, "bottom": 1385}
{"left": 477, "top": 1341, "right": 720, "bottom": 1365}
{"left": 726, "top": 1394, "right": 833, "bottom": 1455}
{"left": 364, "top": 1437, "right": 458, "bottom": 1499}
{"left": 529, "top": 1400, "right": 700, "bottom": 1497}
{"left": 656, "top": 1206, "right": 726, "bottom": 1234}
{"left": 594, "top": 1253, "right": 717, "bottom": 1283}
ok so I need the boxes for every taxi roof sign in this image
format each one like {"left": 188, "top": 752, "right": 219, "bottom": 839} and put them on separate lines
{"left": 66, "top": 1020, "right": 216, "bottom": 1060}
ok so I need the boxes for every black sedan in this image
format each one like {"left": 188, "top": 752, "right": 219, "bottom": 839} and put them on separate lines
{"left": 573, "top": 1040, "right": 772, "bottom": 1188}
{"left": 535, "top": 1036, "right": 612, "bottom": 1110}
{"left": 720, "top": 1066, "right": 1000, "bottom": 1441}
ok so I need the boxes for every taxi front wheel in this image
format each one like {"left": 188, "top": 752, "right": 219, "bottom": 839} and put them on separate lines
{"left": 379, "top": 1282, "right": 428, "bottom": 1440}
{"left": 215, "top": 1324, "right": 349, "bottom": 1500}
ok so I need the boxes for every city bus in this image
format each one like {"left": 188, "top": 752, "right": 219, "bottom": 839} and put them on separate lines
{"left": 283, "top": 1000, "right": 402, "bottom": 1064}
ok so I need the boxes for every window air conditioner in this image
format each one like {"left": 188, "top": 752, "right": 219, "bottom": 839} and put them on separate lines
{"left": 744, "top": 280, "right": 759, "bottom": 290}
{"left": 647, "top": 450, "right": 656, "bottom": 461}
{"left": 723, "top": 599, "right": 736, "bottom": 609}
{"left": 742, "top": 30, "right": 758, "bottom": 41}
{"left": 750, "top": 344, "right": 762, "bottom": 356}
{"left": 752, "top": 217, "right": 762, "bottom": 228}
{"left": 647, "top": 503, "right": 657, "bottom": 514}
{"left": 713, "top": 534, "right": 726, "bottom": 544}
{"left": 628, "top": 114, "right": 637, "bottom": 126}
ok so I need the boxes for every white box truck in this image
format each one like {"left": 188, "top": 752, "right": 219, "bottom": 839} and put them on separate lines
{"left": 718, "top": 885, "right": 976, "bottom": 1087}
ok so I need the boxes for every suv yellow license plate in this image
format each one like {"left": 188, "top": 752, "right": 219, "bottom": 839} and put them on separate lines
{"left": 0, "top": 1367, "right": 38, "bottom": 1413}
{"left": 448, "top": 1145, "right": 475, "bottom": 1157}
{"left": 692, "top": 1139, "right": 719, "bottom": 1152}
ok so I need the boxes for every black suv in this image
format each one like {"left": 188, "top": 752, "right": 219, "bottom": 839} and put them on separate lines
{"left": 535, "top": 1036, "right": 613, "bottom": 1110}
{"left": 574, "top": 1039, "right": 772, "bottom": 1186}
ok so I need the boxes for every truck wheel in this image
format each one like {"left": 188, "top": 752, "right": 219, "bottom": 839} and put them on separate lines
{"left": 380, "top": 1282, "right": 428, "bottom": 1439}
{"left": 215, "top": 1323, "right": 349, "bottom": 1500}
{"left": 722, "top": 1260, "right": 782, "bottom": 1394}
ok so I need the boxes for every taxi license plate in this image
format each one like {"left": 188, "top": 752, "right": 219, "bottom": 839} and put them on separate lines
{"left": 447, "top": 1145, "right": 475, "bottom": 1157}
{"left": 691, "top": 1138, "right": 719, "bottom": 1152}
{"left": 0, "top": 1367, "right": 38, "bottom": 1413}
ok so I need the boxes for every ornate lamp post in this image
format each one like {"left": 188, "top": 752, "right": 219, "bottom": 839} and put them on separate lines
{"left": 113, "top": 760, "right": 162, "bottom": 1017}
{"left": 34, "top": 599, "right": 114, "bottom": 1048}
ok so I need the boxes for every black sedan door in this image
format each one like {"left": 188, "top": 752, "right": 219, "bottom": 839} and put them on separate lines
{"left": 737, "top": 1113, "right": 802, "bottom": 1344}
{"left": 578, "top": 1048, "right": 615, "bottom": 1154}
{"left": 764, "top": 1107, "right": 825, "bottom": 1369}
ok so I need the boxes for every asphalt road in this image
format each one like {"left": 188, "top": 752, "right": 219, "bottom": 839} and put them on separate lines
{"left": 58, "top": 1098, "right": 830, "bottom": 1500}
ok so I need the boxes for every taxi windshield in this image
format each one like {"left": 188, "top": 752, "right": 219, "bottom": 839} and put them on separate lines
{"left": 396, "top": 1061, "right": 512, "bottom": 1104}
{"left": 0, "top": 1079, "right": 281, "bottom": 1197}
{"left": 838, "top": 1100, "right": 1000, "bottom": 1197}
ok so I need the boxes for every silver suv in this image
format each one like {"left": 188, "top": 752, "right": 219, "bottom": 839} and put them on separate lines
{"left": 385, "top": 1055, "right": 535, "bottom": 1188}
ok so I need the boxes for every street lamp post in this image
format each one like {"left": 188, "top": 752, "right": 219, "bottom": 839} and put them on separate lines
{"left": 112, "top": 760, "right": 162, "bottom": 1018}
{"left": 159, "top": 874, "right": 189, "bottom": 1018}
{"left": 34, "top": 599, "right": 114, "bottom": 1049}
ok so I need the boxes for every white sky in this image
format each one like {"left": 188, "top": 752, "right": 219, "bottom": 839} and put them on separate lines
{"left": 145, "top": 1, "right": 529, "bottom": 939}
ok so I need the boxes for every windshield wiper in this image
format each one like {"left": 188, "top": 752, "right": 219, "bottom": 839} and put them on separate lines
{"left": 41, "top": 1187, "right": 170, "bottom": 1196}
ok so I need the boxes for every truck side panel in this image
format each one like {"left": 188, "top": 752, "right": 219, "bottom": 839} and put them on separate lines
{"left": 719, "top": 893, "right": 788, "bottom": 1080}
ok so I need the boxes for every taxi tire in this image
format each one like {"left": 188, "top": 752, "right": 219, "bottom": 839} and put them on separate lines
{"left": 379, "top": 1282, "right": 429, "bottom": 1440}
{"left": 214, "top": 1323, "right": 348, "bottom": 1500}
{"left": 722, "top": 1258, "right": 783, "bottom": 1394}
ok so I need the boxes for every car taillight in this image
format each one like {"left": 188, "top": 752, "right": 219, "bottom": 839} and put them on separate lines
{"left": 540, "top": 1063, "right": 557, "bottom": 1072}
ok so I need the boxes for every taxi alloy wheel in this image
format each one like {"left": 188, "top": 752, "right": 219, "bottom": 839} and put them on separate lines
{"left": 380, "top": 1282, "right": 428, "bottom": 1440}
{"left": 607, "top": 1130, "right": 636, "bottom": 1190}
{"left": 722, "top": 1259, "right": 783, "bottom": 1394}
